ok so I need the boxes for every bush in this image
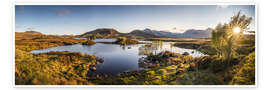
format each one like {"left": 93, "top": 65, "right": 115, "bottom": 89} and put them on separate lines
{"left": 211, "top": 11, "right": 252, "bottom": 61}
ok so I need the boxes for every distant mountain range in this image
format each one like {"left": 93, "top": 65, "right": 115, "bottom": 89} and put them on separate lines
{"left": 79, "top": 28, "right": 212, "bottom": 38}
{"left": 128, "top": 30, "right": 158, "bottom": 38}
{"left": 130, "top": 28, "right": 212, "bottom": 38}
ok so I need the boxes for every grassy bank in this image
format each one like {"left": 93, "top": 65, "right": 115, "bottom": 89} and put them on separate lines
{"left": 15, "top": 32, "right": 85, "bottom": 52}
{"left": 15, "top": 50, "right": 100, "bottom": 85}
{"left": 15, "top": 32, "right": 100, "bottom": 85}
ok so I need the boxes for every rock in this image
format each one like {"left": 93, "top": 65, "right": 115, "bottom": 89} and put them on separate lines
{"left": 138, "top": 58, "right": 144, "bottom": 63}
{"left": 191, "top": 63, "right": 196, "bottom": 67}
{"left": 90, "top": 66, "right": 97, "bottom": 71}
{"left": 183, "top": 52, "right": 189, "bottom": 56}
{"left": 97, "top": 57, "right": 104, "bottom": 63}
{"left": 117, "top": 73, "right": 121, "bottom": 77}
{"left": 104, "top": 74, "right": 108, "bottom": 78}
{"left": 96, "top": 74, "right": 100, "bottom": 78}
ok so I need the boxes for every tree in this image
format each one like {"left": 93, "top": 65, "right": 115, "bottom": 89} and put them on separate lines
{"left": 211, "top": 11, "right": 252, "bottom": 63}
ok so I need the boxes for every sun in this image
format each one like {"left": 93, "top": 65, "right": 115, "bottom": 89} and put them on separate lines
{"left": 233, "top": 27, "right": 241, "bottom": 33}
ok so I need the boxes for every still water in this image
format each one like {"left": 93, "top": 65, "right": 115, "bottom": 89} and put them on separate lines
{"left": 30, "top": 39, "right": 206, "bottom": 75}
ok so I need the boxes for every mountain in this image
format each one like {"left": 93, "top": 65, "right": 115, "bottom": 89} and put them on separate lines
{"left": 80, "top": 28, "right": 158, "bottom": 38}
{"left": 179, "top": 28, "right": 212, "bottom": 38}
{"left": 131, "top": 28, "right": 212, "bottom": 38}
{"left": 128, "top": 29, "right": 158, "bottom": 38}
{"left": 79, "top": 28, "right": 212, "bottom": 39}
{"left": 80, "top": 28, "right": 121, "bottom": 38}
{"left": 143, "top": 28, "right": 173, "bottom": 37}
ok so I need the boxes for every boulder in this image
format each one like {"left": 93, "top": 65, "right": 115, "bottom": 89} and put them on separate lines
{"left": 183, "top": 52, "right": 190, "bottom": 56}
{"left": 89, "top": 67, "right": 97, "bottom": 71}
{"left": 97, "top": 57, "right": 104, "bottom": 63}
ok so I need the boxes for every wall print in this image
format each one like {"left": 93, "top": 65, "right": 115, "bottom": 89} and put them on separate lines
{"left": 14, "top": 4, "right": 256, "bottom": 86}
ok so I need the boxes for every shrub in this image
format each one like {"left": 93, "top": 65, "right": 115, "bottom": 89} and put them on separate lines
{"left": 211, "top": 11, "right": 252, "bottom": 62}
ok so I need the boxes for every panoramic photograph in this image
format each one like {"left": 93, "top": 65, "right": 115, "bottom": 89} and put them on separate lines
{"left": 15, "top": 5, "right": 256, "bottom": 85}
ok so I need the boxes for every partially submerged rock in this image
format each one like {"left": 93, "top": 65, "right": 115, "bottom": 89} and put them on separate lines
{"left": 89, "top": 66, "right": 97, "bottom": 71}
{"left": 97, "top": 57, "right": 105, "bottom": 63}
{"left": 183, "top": 52, "right": 190, "bottom": 56}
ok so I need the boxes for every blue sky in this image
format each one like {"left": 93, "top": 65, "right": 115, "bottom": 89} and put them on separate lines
{"left": 15, "top": 5, "right": 255, "bottom": 35}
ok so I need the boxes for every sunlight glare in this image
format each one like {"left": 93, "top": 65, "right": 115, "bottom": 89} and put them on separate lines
{"left": 233, "top": 27, "right": 241, "bottom": 33}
